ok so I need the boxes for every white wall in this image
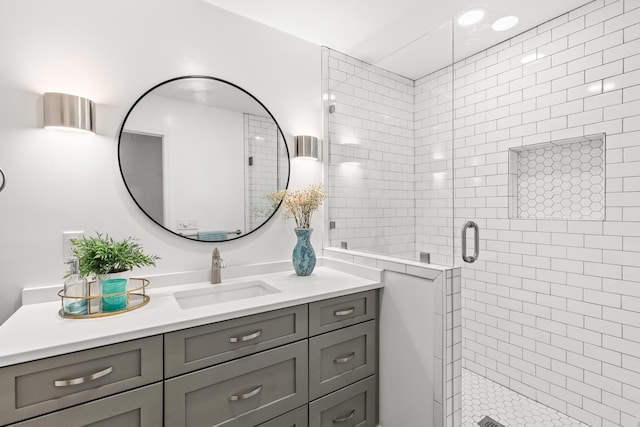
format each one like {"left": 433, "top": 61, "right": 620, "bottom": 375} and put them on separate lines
{"left": 378, "top": 271, "right": 435, "bottom": 426}
{"left": 0, "top": 0, "right": 322, "bottom": 324}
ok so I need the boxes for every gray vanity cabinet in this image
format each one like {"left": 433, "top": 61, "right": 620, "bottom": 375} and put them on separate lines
{"left": 164, "top": 305, "right": 308, "bottom": 377}
{"left": 307, "top": 291, "right": 378, "bottom": 427}
{"left": 163, "top": 290, "right": 379, "bottom": 427}
{"left": 8, "top": 383, "right": 163, "bottom": 427}
{"left": 164, "top": 341, "right": 308, "bottom": 427}
{"left": 0, "top": 289, "right": 379, "bottom": 427}
{"left": 309, "top": 376, "right": 376, "bottom": 427}
{"left": 257, "top": 406, "right": 308, "bottom": 427}
{"left": 308, "top": 290, "right": 376, "bottom": 335}
{"left": 308, "top": 320, "right": 376, "bottom": 400}
{"left": 0, "top": 335, "right": 163, "bottom": 426}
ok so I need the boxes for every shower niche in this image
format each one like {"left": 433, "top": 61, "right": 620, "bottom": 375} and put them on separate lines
{"left": 508, "top": 133, "right": 605, "bottom": 220}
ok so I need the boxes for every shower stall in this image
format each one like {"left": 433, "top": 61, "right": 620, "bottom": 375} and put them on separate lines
{"left": 321, "top": 1, "right": 640, "bottom": 426}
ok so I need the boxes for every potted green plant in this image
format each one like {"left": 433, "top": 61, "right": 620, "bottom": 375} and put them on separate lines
{"left": 71, "top": 233, "right": 159, "bottom": 312}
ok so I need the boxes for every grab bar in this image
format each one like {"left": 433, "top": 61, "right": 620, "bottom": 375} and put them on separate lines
{"left": 461, "top": 221, "right": 479, "bottom": 263}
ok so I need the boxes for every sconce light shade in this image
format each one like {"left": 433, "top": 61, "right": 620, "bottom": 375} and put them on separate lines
{"left": 43, "top": 92, "right": 95, "bottom": 133}
{"left": 295, "top": 135, "right": 319, "bottom": 160}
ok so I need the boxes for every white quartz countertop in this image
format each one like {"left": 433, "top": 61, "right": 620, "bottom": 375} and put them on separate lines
{"left": 0, "top": 261, "right": 383, "bottom": 367}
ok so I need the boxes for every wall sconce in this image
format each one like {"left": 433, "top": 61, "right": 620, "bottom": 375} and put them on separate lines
{"left": 43, "top": 92, "right": 95, "bottom": 134}
{"left": 295, "top": 135, "right": 319, "bottom": 160}
{"left": 0, "top": 168, "right": 6, "bottom": 193}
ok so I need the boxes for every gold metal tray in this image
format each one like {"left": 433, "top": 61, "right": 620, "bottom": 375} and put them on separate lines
{"left": 58, "top": 277, "right": 150, "bottom": 319}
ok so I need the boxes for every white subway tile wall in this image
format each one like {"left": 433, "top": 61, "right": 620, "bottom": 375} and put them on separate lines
{"left": 438, "top": 1, "right": 640, "bottom": 425}
{"left": 415, "top": 66, "right": 456, "bottom": 267}
{"left": 244, "top": 114, "right": 281, "bottom": 231}
{"left": 326, "top": 0, "right": 640, "bottom": 425}
{"left": 326, "top": 50, "right": 417, "bottom": 259}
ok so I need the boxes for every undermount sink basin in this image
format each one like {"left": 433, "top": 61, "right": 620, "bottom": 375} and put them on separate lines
{"left": 173, "top": 280, "right": 280, "bottom": 309}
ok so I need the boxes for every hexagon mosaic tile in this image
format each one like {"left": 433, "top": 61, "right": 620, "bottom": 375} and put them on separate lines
{"left": 463, "top": 369, "right": 589, "bottom": 427}
{"left": 510, "top": 136, "right": 605, "bottom": 220}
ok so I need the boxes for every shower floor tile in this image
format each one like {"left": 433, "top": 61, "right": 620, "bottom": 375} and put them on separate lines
{"left": 462, "top": 369, "right": 588, "bottom": 427}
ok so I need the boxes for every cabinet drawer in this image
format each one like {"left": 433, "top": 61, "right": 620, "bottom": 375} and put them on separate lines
{"left": 309, "top": 321, "right": 376, "bottom": 400}
{"left": 165, "top": 340, "right": 308, "bottom": 427}
{"left": 0, "top": 335, "right": 163, "bottom": 426}
{"left": 165, "top": 305, "right": 308, "bottom": 377}
{"left": 257, "top": 406, "right": 308, "bottom": 427}
{"left": 9, "top": 382, "right": 163, "bottom": 427}
{"left": 309, "top": 376, "right": 376, "bottom": 427}
{"left": 309, "top": 290, "right": 377, "bottom": 336}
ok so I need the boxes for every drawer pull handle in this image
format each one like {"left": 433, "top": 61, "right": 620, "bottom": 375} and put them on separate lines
{"left": 333, "top": 409, "right": 355, "bottom": 423}
{"left": 334, "top": 307, "right": 355, "bottom": 317}
{"left": 53, "top": 366, "right": 113, "bottom": 387}
{"left": 228, "top": 384, "right": 263, "bottom": 401}
{"left": 228, "top": 329, "right": 262, "bottom": 343}
{"left": 334, "top": 352, "right": 355, "bottom": 364}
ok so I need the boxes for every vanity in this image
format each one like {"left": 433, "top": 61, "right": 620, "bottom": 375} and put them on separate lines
{"left": 0, "top": 262, "right": 382, "bottom": 427}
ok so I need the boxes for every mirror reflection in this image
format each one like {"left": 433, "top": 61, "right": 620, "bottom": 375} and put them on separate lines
{"left": 118, "top": 76, "right": 290, "bottom": 241}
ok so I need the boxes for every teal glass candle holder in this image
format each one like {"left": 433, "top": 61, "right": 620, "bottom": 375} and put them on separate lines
{"left": 101, "top": 277, "right": 128, "bottom": 312}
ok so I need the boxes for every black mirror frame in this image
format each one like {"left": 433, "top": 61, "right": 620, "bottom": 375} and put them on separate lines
{"left": 117, "top": 75, "right": 290, "bottom": 242}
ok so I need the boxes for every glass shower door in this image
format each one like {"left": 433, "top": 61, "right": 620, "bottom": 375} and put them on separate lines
{"left": 450, "top": 5, "right": 619, "bottom": 426}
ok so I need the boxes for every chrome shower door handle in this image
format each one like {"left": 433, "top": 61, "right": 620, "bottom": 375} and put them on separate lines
{"left": 461, "top": 221, "right": 480, "bottom": 263}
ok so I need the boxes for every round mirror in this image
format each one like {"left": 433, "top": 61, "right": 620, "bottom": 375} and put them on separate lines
{"left": 118, "top": 76, "right": 290, "bottom": 241}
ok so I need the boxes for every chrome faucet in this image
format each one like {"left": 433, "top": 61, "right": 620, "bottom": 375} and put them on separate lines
{"left": 211, "top": 247, "right": 225, "bottom": 284}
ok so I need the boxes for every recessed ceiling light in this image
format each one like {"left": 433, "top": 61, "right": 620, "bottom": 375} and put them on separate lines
{"left": 458, "top": 9, "right": 485, "bottom": 26}
{"left": 492, "top": 16, "right": 519, "bottom": 31}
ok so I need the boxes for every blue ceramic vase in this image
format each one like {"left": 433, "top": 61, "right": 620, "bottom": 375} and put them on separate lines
{"left": 292, "top": 228, "right": 316, "bottom": 276}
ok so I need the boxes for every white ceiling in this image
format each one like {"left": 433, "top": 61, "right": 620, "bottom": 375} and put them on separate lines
{"left": 153, "top": 78, "right": 269, "bottom": 116}
{"left": 202, "top": 0, "right": 593, "bottom": 79}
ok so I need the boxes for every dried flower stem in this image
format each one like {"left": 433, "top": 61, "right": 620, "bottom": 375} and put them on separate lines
{"left": 266, "top": 184, "right": 326, "bottom": 229}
